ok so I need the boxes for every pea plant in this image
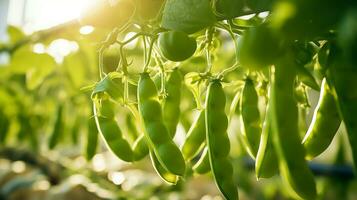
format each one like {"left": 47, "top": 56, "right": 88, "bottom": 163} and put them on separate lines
{"left": 1, "top": 0, "right": 357, "bottom": 199}
{"left": 79, "top": 0, "right": 357, "bottom": 199}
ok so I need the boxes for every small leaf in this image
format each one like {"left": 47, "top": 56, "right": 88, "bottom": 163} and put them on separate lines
{"left": 91, "top": 72, "right": 124, "bottom": 101}
{"left": 63, "top": 52, "right": 87, "bottom": 88}
{"left": 7, "top": 25, "right": 25, "bottom": 45}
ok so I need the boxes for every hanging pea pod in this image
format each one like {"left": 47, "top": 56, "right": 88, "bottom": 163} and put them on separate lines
{"left": 181, "top": 110, "right": 206, "bottom": 161}
{"left": 0, "top": 111, "right": 10, "bottom": 144}
{"left": 240, "top": 78, "right": 261, "bottom": 158}
{"left": 125, "top": 114, "right": 139, "bottom": 142}
{"left": 85, "top": 115, "right": 98, "bottom": 161}
{"left": 255, "top": 92, "right": 279, "bottom": 179}
{"left": 94, "top": 99, "right": 134, "bottom": 162}
{"left": 192, "top": 147, "right": 210, "bottom": 174}
{"left": 302, "top": 78, "right": 341, "bottom": 159}
{"left": 163, "top": 68, "right": 183, "bottom": 138}
{"left": 138, "top": 73, "right": 186, "bottom": 176}
{"left": 271, "top": 55, "right": 316, "bottom": 200}
{"left": 206, "top": 80, "right": 238, "bottom": 200}
{"left": 327, "top": 44, "right": 357, "bottom": 171}
{"left": 229, "top": 89, "right": 241, "bottom": 120}
{"left": 125, "top": 109, "right": 149, "bottom": 162}
{"left": 70, "top": 117, "right": 81, "bottom": 145}
{"left": 49, "top": 105, "right": 64, "bottom": 149}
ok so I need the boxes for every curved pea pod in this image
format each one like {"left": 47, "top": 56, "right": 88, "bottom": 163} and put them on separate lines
{"left": 327, "top": 45, "right": 357, "bottom": 171}
{"left": 271, "top": 57, "right": 316, "bottom": 200}
{"left": 302, "top": 78, "right": 341, "bottom": 159}
{"left": 125, "top": 114, "right": 139, "bottom": 142}
{"left": 163, "top": 68, "right": 183, "bottom": 138}
{"left": 49, "top": 105, "right": 64, "bottom": 149}
{"left": 85, "top": 116, "right": 98, "bottom": 161}
{"left": 192, "top": 147, "right": 210, "bottom": 174}
{"left": 181, "top": 110, "right": 206, "bottom": 161}
{"left": 133, "top": 134, "right": 149, "bottom": 161}
{"left": 94, "top": 100, "right": 134, "bottom": 162}
{"left": 255, "top": 100, "right": 279, "bottom": 179}
{"left": 240, "top": 78, "right": 261, "bottom": 158}
{"left": 96, "top": 117, "right": 134, "bottom": 162}
{"left": 206, "top": 81, "right": 238, "bottom": 200}
{"left": 138, "top": 73, "right": 186, "bottom": 176}
{"left": 150, "top": 151, "right": 178, "bottom": 184}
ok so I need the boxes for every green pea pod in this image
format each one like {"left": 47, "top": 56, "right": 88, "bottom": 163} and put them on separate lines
{"left": 229, "top": 90, "right": 241, "bottom": 120}
{"left": 206, "top": 81, "right": 238, "bottom": 200}
{"left": 138, "top": 73, "right": 186, "bottom": 176}
{"left": 0, "top": 112, "right": 10, "bottom": 144}
{"left": 125, "top": 114, "right": 139, "bottom": 142}
{"left": 192, "top": 147, "right": 210, "bottom": 174}
{"left": 85, "top": 116, "right": 98, "bottom": 161}
{"left": 271, "top": 56, "right": 316, "bottom": 200}
{"left": 181, "top": 110, "right": 206, "bottom": 161}
{"left": 49, "top": 105, "right": 64, "bottom": 149}
{"left": 163, "top": 68, "right": 183, "bottom": 138}
{"left": 71, "top": 117, "right": 81, "bottom": 145}
{"left": 96, "top": 117, "right": 134, "bottom": 162}
{"left": 240, "top": 78, "right": 261, "bottom": 158}
{"left": 94, "top": 100, "right": 134, "bottom": 162}
{"left": 302, "top": 78, "right": 341, "bottom": 159}
{"left": 150, "top": 151, "right": 178, "bottom": 184}
{"left": 255, "top": 97, "right": 279, "bottom": 179}
{"left": 133, "top": 134, "right": 149, "bottom": 161}
{"left": 327, "top": 45, "right": 357, "bottom": 171}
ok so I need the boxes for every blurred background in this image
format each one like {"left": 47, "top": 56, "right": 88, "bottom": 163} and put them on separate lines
{"left": 0, "top": 0, "right": 357, "bottom": 200}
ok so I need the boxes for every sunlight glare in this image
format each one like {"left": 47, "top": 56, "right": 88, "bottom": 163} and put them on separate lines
{"left": 25, "top": 0, "right": 93, "bottom": 31}
{"left": 108, "top": 171, "right": 126, "bottom": 185}
{"left": 47, "top": 39, "right": 79, "bottom": 63}
{"left": 33, "top": 43, "right": 46, "bottom": 54}
{"left": 80, "top": 25, "right": 95, "bottom": 35}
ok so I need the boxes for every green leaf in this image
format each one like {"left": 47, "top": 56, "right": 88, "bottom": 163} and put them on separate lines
{"left": 91, "top": 72, "right": 124, "bottom": 101}
{"left": 7, "top": 25, "right": 26, "bottom": 45}
{"left": 161, "top": 0, "right": 216, "bottom": 34}
{"left": 63, "top": 52, "right": 87, "bottom": 89}
{"left": 9, "top": 48, "right": 56, "bottom": 90}
{"left": 26, "top": 54, "right": 56, "bottom": 90}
